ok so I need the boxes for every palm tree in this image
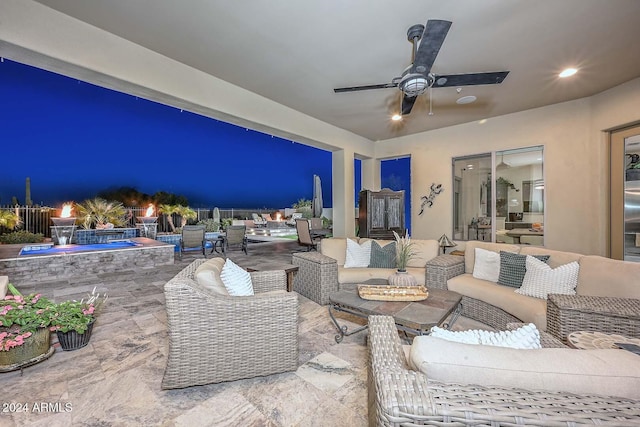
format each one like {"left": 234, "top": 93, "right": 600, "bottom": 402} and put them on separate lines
{"left": 175, "top": 205, "right": 197, "bottom": 228}
{"left": 158, "top": 204, "right": 180, "bottom": 233}
{"left": 75, "top": 198, "right": 127, "bottom": 229}
{"left": 0, "top": 209, "right": 21, "bottom": 229}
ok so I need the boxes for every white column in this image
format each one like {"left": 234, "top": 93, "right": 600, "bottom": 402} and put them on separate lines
{"left": 332, "top": 149, "right": 356, "bottom": 237}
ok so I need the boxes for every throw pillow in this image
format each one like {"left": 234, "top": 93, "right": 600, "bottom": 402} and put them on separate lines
{"left": 344, "top": 238, "right": 372, "bottom": 268}
{"left": 472, "top": 247, "right": 500, "bottom": 282}
{"left": 497, "top": 251, "right": 550, "bottom": 288}
{"left": 220, "top": 258, "right": 254, "bottom": 296}
{"left": 409, "top": 336, "right": 640, "bottom": 400}
{"left": 516, "top": 256, "right": 578, "bottom": 299}
{"left": 429, "top": 323, "right": 541, "bottom": 349}
{"left": 368, "top": 241, "right": 396, "bottom": 268}
{"left": 194, "top": 258, "right": 229, "bottom": 295}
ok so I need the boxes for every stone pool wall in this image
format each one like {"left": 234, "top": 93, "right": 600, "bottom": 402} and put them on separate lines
{"left": 0, "top": 238, "right": 174, "bottom": 285}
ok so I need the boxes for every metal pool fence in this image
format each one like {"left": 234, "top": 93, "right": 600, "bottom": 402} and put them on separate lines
{"left": 0, "top": 205, "right": 280, "bottom": 238}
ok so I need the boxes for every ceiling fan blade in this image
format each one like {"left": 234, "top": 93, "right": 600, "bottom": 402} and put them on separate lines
{"left": 412, "top": 20, "right": 452, "bottom": 75}
{"left": 334, "top": 82, "right": 398, "bottom": 93}
{"left": 401, "top": 95, "right": 417, "bottom": 115}
{"left": 432, "top": 71, "right": 510, "bottom": 87}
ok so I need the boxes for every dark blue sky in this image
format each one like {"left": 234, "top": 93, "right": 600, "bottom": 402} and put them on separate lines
{"left": 0, "top": 59, "right": 409, "bottom": 219}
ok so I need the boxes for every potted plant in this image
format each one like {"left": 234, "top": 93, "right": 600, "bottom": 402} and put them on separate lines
{"left": 626, "top": 154, "right": 640, "bottom": 181}
{"left": 0, "top": 284, "right": 56, "bottom": 369}
{"left": 389, "top": 230, "right": 418, "bottom": 286}
{"left": 49, "top": 287, "right": 107, "bottom": 351}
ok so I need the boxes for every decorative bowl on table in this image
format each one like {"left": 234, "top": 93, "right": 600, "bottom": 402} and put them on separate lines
{"left": 357, "top": 284, "right": 428, "bottom": 302}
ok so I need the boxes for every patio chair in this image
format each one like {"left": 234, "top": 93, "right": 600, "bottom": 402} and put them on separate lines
{"left": 225, "top": 225, "right": 248, "bottom": 254}
{"left": 295, "top": 218, "right": 319, "bottom": 251}
{"left": 252, "top": 213, "right": 267, "bottom": 227}
{"left": 179, "top": 225, "right": 207, "bottom": 260}
{"left": 162, "top": 259, "right": 299, "bottom": 388}
{"left": 261, "top": 213, "right": 273, "bottom": 221}
{"left": 285, "top": 212, "right": 303, "bottom": 227}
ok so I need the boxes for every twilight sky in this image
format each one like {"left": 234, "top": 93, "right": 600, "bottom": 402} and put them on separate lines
{"left": 0, "top": 59, "right": 409, "bottom": 214}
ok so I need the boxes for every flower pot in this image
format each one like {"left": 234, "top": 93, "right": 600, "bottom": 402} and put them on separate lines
{"left": 56, "top": 320, "right": 95, "bottom": 351}
{"left": 388, "top": 270, "right": 417, "bottom": 287}
{"left": 0, "top": 327, "right": 53, "bottom": 371}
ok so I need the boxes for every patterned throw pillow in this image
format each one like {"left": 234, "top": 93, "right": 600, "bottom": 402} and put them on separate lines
{"left": 497, "top": 251, "right": 550, "bottom": 288}
{"left": 220, "top": 258, "right": 254, "bottom": 296}
{"left": 516, "top": 256, "right": 579, "bottom": 299}
{"left": 344, "top": 238, "right": 372, "bottom": 268}
{"left": 368, "top": 241, "right": 396, "bottom": 268}
{"left": 429, "top": 323, "right": 541, "bottom": 349}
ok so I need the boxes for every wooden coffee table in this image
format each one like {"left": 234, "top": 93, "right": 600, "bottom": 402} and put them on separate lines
{"left": 328, "top": 281, "right": 462, "bottom": 343}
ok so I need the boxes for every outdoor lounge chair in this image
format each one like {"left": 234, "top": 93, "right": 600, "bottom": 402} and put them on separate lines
{"left": 285, "top": 212, "right": 303, "bottom": 226}
{"left": 252, "top": 213, "right": 267, "bottom": 227}
{"left": 295, "top": 218, "right": 319, "bottom": 251}
{"left": 179, "top": 225, "right": 207, "bottom": 260}
{"left": 225, "top": 225, "right": 248, "bottom": 254}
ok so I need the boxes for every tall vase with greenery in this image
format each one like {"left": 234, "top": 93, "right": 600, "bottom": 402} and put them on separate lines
{"left": 388, "top": 230, "right": 418, "bottom": 287}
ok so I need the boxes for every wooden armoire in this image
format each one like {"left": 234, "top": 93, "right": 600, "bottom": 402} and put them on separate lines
{"left": 358, "top": 189, "right": 405, "bottom": 239}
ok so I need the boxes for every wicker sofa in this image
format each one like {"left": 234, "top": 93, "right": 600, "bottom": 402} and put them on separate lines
{"left": 368, "top": 315, "right": 640, "bottom": 426}
{"left": 162, "top": 258, "right": 299, "bottom": 389}
{"left": 292, "top": 237, "right": 439, "bottom": 305}
{"left": 425, "top": 241, "right": 640, "bottom": 341}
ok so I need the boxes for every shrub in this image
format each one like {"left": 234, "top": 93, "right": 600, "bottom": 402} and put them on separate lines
{"left": 197, "top": 219, "right": 220, "bottom": 232}
{"left": 0, "top": 231, "right": 45, "bottom": 244}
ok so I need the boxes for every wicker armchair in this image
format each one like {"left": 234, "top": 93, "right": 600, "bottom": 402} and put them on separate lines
{"left": 368, "top": 315, "right": 640, "bottom": 426}
{"left": 162, "top": 259, "right": 299, "bottom": 389}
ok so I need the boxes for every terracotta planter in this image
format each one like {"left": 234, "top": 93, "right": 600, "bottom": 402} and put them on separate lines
{"left": 388, "top": 270, "right": 417, "bottom": 287}
{"left": 0, "top": 327, "right": 53, "bottom": 371}
{"left": 56, "top": 320, "right": 95, "bottom": 351}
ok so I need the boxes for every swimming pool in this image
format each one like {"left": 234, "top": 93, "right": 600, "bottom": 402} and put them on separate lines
{"left": 19, "top": 240, "right": 141, "bottom": 256}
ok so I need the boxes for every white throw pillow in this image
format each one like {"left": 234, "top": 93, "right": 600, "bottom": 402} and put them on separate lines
{"left": 429, "top": 323, "right": 541, "bottom": 349}
{"left": 472, "top": 247, "right": 500, "bottom": 282}
{"left": 409, "top": 336, "right": 640, "bottom": 400}
{"left": 194, "top": 258, "right": 229, "bottom": 295}
{"left": 344, "top": 238, "right": 372, "bottom": 268}
{"left": 220, "top": 258, "right": 254, "bottom": 296}
{"left": 516, "top": 256, "right": 578, "bottom": 299}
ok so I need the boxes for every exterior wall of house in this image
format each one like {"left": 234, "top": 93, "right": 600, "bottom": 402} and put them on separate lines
{"left": 375, "top": 77, "right": 640, "bottom": 256}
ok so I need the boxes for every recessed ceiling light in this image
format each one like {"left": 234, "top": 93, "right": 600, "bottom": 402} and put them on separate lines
{"left": 457, "top": 95, "right": 477, "bottom": 105}
{"left": 478, "top": 119, "right": 487, "bottom": 124}
{"left": 391, "top": 114, "right": 402, "bottom": 121}
{"left": 559, "top": 68, "right": 578, "bottom": 78}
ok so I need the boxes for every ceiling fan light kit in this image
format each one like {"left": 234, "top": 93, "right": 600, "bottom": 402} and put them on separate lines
{"left": 334, "top": 19, "right": 509, "bottom": 117}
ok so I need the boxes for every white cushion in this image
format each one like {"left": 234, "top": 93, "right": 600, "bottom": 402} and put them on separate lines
{"left": 429, "top": 323, "right": 541, "bottom": 349}
{"left": 409, "top": 336, "right": 640, "bottom": 400}
{"left": 516, "top": 256, "right": 578, "bottom": 299}
{"left": 472, "top": 247, "right": 500, "bottom": 282}
{"left": 344, "top": 238, "right": 372, "bottom": 268}
{"left": 194, "top": 258, "right": 229, "bottom": 295}
{"left": 220, "top": 259, "right": 254, "bottom": 296}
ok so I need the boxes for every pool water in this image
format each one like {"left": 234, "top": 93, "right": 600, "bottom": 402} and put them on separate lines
{"left": 19, "top": 240, "right": 141, "bottom": 256}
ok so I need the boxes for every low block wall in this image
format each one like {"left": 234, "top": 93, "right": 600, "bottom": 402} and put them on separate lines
{"left": 0, "top": 238, "right": 174, "bottom": 285}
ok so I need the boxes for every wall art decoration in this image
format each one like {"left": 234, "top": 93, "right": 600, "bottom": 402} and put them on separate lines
{"left": 419, "top": 183, "right": 443, "bottom": 215}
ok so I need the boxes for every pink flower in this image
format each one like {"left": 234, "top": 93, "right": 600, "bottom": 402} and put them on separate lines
{"left": 83, "top": 306, "right": 95, "bottom": 315}
{"left": 0, "top": 332, "right": 7, "bottom": 340}
{"left": 22, "top": 332, "right": 32, "bottom": 339}
{"left": 4, "top": 295, "right": 13, "bottom": 300}
{"left": 36, "top": 309, "right": 44, "bottom": 314}
{"left": 31, "top": 294, "right": 41, "bottom": 303}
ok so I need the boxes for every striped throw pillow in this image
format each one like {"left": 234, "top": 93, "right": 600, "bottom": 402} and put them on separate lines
{"left": 220, "top": 258, "right": 254, "bottom": 296}
{"left": 369, "top": 241, "right": 396, "bottom": 268}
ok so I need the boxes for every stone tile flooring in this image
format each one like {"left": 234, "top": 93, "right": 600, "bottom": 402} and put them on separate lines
{"left": 2, "top": 240, "right": 488, "bottom": 426}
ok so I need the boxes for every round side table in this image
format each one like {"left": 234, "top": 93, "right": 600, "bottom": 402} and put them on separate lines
{"left": 567, "top": 331, "right": 640, "bottom": 350}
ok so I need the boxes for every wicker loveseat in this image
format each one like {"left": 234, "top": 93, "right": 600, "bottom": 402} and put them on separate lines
{"left": 368, "top": 315, "right": 640, "bottom": 426}
{"left": 292, "top": 237, "right": 439, "bottom": 305}
{"left": 162, "top": 259, "right": 299, "bottom": 389}
{"left": 425, "top": 241, "right": 640, "bottom": 342}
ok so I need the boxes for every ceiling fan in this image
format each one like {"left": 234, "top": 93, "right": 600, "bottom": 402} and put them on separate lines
{"left": 333, "top": 20, "right": 509, "bottom": 116}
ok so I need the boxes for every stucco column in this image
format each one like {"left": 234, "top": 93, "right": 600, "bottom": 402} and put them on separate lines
{"left": 361, "top": 158, "right": 381, "bottom": 191}
{"left": 332, "top": 149, "right": 356, "bottom": 237}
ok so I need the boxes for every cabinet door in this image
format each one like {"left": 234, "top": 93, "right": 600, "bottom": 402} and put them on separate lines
{"left": 370, "top": 195, "right": 387, "bottom": 232}
{"left": 386, "top": 196, "right": 403, "bottom": 230}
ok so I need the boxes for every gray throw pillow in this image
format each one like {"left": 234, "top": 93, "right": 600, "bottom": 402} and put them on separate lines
{"left": 498, "top": 251, "right": 550, "bottom": 288}
{"left": 369, "top": 241, "right": 396, "bottom": 268}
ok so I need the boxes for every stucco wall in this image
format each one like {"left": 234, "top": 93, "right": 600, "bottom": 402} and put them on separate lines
{"left": 376, "top": 78, "right": 640, "bottom": 256}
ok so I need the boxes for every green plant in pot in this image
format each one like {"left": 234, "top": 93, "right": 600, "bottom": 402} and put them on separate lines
{"left": 0, "top": 284, "right": 56, "bottom": 369}
{"left": 389, "top": 230, "right": 418, "bottom": 287}
{"left": 49, "top": 287, "right": 108, "bottom": 351}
